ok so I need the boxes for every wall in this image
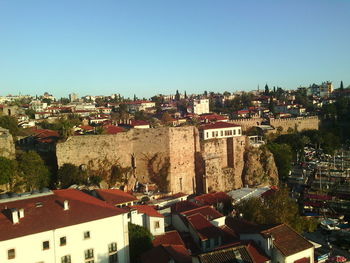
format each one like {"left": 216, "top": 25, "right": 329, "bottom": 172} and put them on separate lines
{"left": 0, "top": 128, "right": 15, "bottom": 159}
{"left": 57, "top": 127, "right": 199, "bottom": 194}
{"left": 269, "top": 116, "right": 320, "bottom": 133}
{"left": 229, "top": 118, "right": 264, "bottom": 131}
{"left": 199, "top": 136, "right": 246, "bottom": 193}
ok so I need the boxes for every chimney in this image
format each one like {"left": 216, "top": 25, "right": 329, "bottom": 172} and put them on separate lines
{"left": 11, "top": 208, "right": 19, "bottom": 224}
{"left": 63, "top": 200, "right": 69, "bottom": 211}
{"left": 19, "top": 208, "right": 24, "bottom": 218}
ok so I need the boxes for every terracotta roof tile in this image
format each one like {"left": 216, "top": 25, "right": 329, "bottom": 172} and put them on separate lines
{"left": 199, "top": 122, "right": 240, "bottom": 131}
{"left": 131, "top": 205, "right": 164, "bottom": 218}
{"left": 95, "top": 189, "right": 137, "bottom": 206}
{"left": 153, "top": 230, "right": 186, "bottom": 247}
{"left": 194, "top": 192, "right": 231, "bottom": 206}
{"left": 0, "top": 189, "right": 126, "bottom": 242}
{"left": 181, "top": 205, "right": 223, "bottom": 220}
{"left": 187, "top": 213, "right": 222, "bottom": 240}
{"left": 140, "top": 245, "right": 191, "bottom": 263}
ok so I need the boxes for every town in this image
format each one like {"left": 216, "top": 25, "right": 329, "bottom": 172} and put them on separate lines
{"left": 1, "top": 81, "right": 350, "bottom": 263}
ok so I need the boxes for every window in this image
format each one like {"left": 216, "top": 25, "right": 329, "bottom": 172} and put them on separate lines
{"left": 85, "top": 248, "right": 94, "bottom": 260}
{"left": 43, "top": 241, "right": 50, "bottom": 250}
{"left": 60, "top": 236, "right": 66, "bottom": 246}
{"left": 233, "top": 129, "right": 236, "bottom": 135}
{"left": 61, "top": 255, "right": 71, "bottom": 263}
{"left": 154, "top": 221, "right": 160, "bottom": 229}
{"left": 220, "top": 131, "right": 223, "bottom": 136}
{"left": 212, "top": 131, "right": 215, "bottom": 137}
{"left": 84, "top": 231, "right": 90, "bottom": 239}
{"left": 8, "top": 249, "right": 15, "bottom": 260}
{"left": 206, "top": 132, "right": 209, "bottom": 138}
{"left": 109, "top": 243, "right": 118, "bottom": 263}
{"left": 109, "top": 242, "right": 117, "bottom": 253}
{"left": 214, "top": 237, "right": 219, "bottom": 246}
{"left": 109, "top": 253, "right": 118, "bottom": 263}
{"left": 205, "top": 239, "right": 210, "bottom": 249}
{"left": 238, "top": 129, "right": 241, "bottom": 135}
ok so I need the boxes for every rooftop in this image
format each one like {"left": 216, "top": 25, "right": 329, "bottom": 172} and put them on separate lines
{"left": 0, "top": 189, "right": 126, "bottom": 242}
{"left": 199, "top": 122, "right": 240, "bottom": 131}
{"left": 95, "top": 189, "right": 138, "bottom": 206}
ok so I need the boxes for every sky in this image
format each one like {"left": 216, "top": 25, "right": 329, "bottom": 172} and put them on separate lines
{"left": 0, "top": 0, "right": 349, "bottom": 99}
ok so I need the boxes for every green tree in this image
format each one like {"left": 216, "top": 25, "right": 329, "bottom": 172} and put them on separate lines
{"left": 25, "top": 108, "right": 36, "bottom": 119}
{"left": 0, "top": 116, "right": 20, "bottom": 137}
{"left": 128, "top": 223, "right": 153, "bottom": 263}
{"left": 236, "top": 187, "right": 317, "bottom": 233}
{"left": 340, "top": 80, "right": 344, "bottom": 91}
{"left": 0, "top": 157, "right": 17, "bottom": 187}
{"left": 17, "top": 151, "right": 50, "bottom": 191}
{"left": 264, "top": 84, "right": 270, "bottom": 95}
{"left": 267, "top": 143, "right": 292, "bottom": 180}
{"left": 175, "top": 90, "right": 180, "bottom": 101}
{"left": 57, "top": 163, "right": 84, "bottom": 188}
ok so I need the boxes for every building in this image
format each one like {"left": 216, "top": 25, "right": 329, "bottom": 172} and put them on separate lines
{"left": 69, "top": 93, "right": 79, "bottom": 102}
{"left": 129, "top": 205, "right": 165, "bottom": 236}
{"left": 189, "top": 99, "right": 210, "bottom": 115}
{"left": 93, "top": 189, "right": 138, "bottom": 208}
{"left": 199, "top": 122, "right": 242, "bottom": 140}
{"left": 123, "top": 101, "right": 156, "bottom": 113}
{"left": 0, "top": 189, "right": 130, "bottom": 263}
{"left": 226, "top": 218, "right": 314, "bottom": 263}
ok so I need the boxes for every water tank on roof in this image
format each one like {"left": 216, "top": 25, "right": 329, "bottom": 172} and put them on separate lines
{"left": 0, "top": 193, "right": 9, "bottom": 199}
{"left": 41, "top": 187, "right": 50, "bottom": 193}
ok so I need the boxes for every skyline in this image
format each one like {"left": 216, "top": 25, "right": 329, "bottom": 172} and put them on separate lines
{"left": 0, "top": 0, "right": 349, "bottom": 98}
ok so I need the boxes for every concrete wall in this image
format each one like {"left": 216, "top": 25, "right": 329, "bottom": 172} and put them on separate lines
{"left": 230, "top": 118, "right": 264, "bottom": 131}
{"left": 57, "top": 127, "right": 199, "bottom": 194}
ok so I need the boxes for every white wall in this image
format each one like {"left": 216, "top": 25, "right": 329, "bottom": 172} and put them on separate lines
{"left": 148, "top": 216, "right": 165, "bottom": 236}
{"left": 172, "top": 214, "right": 189, "bottom": 232}
{"left": 284, "top": 248, "right": 314, "bottom": 263}
{"left": 0, "top": 214, "right": 129, "bottom": 263}
{"left": 202, "top": 127, "right": 242, "bottom": 140}
{"left": 240, "top": 233, "right": 270, "bottom": 256}
{"left": 210, "top": 216, "right": 225, "bottom": 227}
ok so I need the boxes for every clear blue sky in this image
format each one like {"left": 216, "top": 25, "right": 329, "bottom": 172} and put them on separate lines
{"left": 0, "top": 0, "right": 349, "bottom": 99}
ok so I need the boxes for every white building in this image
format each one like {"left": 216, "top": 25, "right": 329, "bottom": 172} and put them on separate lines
{"left": 228, "top": 219, "right": 314, "bottom": 263}
{"left": 129, "top": 205, "right": 165, "bottom": 236}
{"left": 30, "top": 100, "right": 48, "bottom": 112}
{"left": 191, "top": 99, "right": 210, "bottom": 115}
{"left": 0, "top": 189, "right": 130, "bottom": 263}
{"left": 124, "top": 101, "right": 156, "bottom": 113}
{"left": 199, "top": 122, "right": 242, "bottom": 140}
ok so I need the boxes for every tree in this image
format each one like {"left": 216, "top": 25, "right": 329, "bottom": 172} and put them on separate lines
{"left": 184, "top": 91, "right": 187, "bottom": 99}
{"left": 57, "top": 163, "right": 84, "bottom": 188}
{"left": 268, "top": 95, "right": 275, "bottom": 114}
{"left": 0, "top": 157, "right": 17, "bottom": 187}
{"left": 25, "top": 108, "right": 36, "bottom": 119}
{"left": 175, "top": 90, "right": 180, "bottom": 101}
{"left": 264, "top": 84, "right": 270, "bottom": 95}
{"left": 161, "top": 112, "right": 173, "bottom": 125}
{"left": 17, "top": 151, "right": 50, "bottom": 191}
{"left": 0, "top": 116, "right": 20, "bottom": 137}
{"left": 340, "top": 80, "right": 344, "bottom": 91}
{"left": 236, "top": 187, "right": 317, "bottom": 233}
{"left": 267, "top": 143, "right": 292, "bottom": 180}
{"left": 128, "top": 223, "right": 153, "bottom": 263}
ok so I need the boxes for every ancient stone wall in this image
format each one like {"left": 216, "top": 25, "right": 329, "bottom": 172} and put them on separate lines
{"left": 269, "top": 116, "right": 320, "bottom": 133}
{"left": 199, "top": 136, "right": 246, "bottom": 193}
{"left": 0, "top": 128, "right": 15, "bottom": 159}
{"left": 229, "top": 118, "right": 264, "bottom": 131}
{"left": 56, "top": 127, "right": 199, "bottom": 194}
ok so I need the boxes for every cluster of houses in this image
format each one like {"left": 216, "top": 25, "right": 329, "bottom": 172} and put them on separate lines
{"left": 0, "top": 187, "right": 317, "bottom": 263}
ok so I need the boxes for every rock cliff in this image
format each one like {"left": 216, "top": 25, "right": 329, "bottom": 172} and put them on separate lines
{"left": 0, "top": 127, "right": 15, "bottom": 159}
{"left": 242, "top": 145, "right": 279, "bottom": 187}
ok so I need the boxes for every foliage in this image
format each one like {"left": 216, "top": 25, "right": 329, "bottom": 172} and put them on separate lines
{"left": 0, "top": 157, "right": 17, "bottom": 185}
{"left": 17, "top": 151, "right": 50, "bottom": 191}
{"left": 109, "top": 165, "right": 132, "bottom": 187}
{"left": 235, "top": 187, "right": 317, "bottom": 233}
{"left": 25, "top": 108, "right": 36, "bottom": 119}
{"left": 57, "top": 163, "right": 85, "bottom": 188}
{"left": 0, "top": 116, "right": 20, "bottom": 137}
{"left": 161, "top": 112, "right": 173, "bottom": 125}
{"left": 128, "top": 222, "right": 153, "bottom": 263}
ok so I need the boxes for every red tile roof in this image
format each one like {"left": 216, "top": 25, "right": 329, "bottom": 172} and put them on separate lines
{"left": 95, "top": 189, "right": 137, "bottom": 206}
{"left": 140, "top": 244, "right": 191, "bottom": 263}
{"left": 103, "top": 125, "right": 125, "bottom": 134}
{"left": 187, "top": 213, "right": 222, "bottom": 240}
{"left": 171, "top": 200, "right": 201, "bottom": 213}
{"left": 199, "top": 122, "right": 240, "bottom": 131}
{"left": 194, "top": 192, "right": 231, "bottom": 206}
{"left": 131, "top": 120, "right": 149, "bottom": 126}
{"left": 181, "top": 205, "right": 223, "bottom": 220}
{"left": 0, "top": 189, "right": 126, "bottom": 242}
{"left": 153, "top": 230, "right": 185, "bottom": 247}
{"left": 261, "top": 224, "right": 313, "bottom": 256}
{"left": 131, "top": 205, "right": 164, "bottom": 218}
{"left": 32, "top": 129, "right": 59, "bottom": 143}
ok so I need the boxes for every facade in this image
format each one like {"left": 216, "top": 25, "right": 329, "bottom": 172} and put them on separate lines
{"left": 129, "top": 205, "right": 165, "bottom": 236}
{"left": 199, "top": 122, "right": 242, "bottom": 140}
{"left": 191, "top": 99, "right": 210, "bottom": 115}
{"left": 30, "top": 100, "right": 48, "bottom": 112}
{"left": 0, "top": 189, "right": 130, "bottom": 263}
{"left": 124, "top": 101, "right": 156, "bottom": 113}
